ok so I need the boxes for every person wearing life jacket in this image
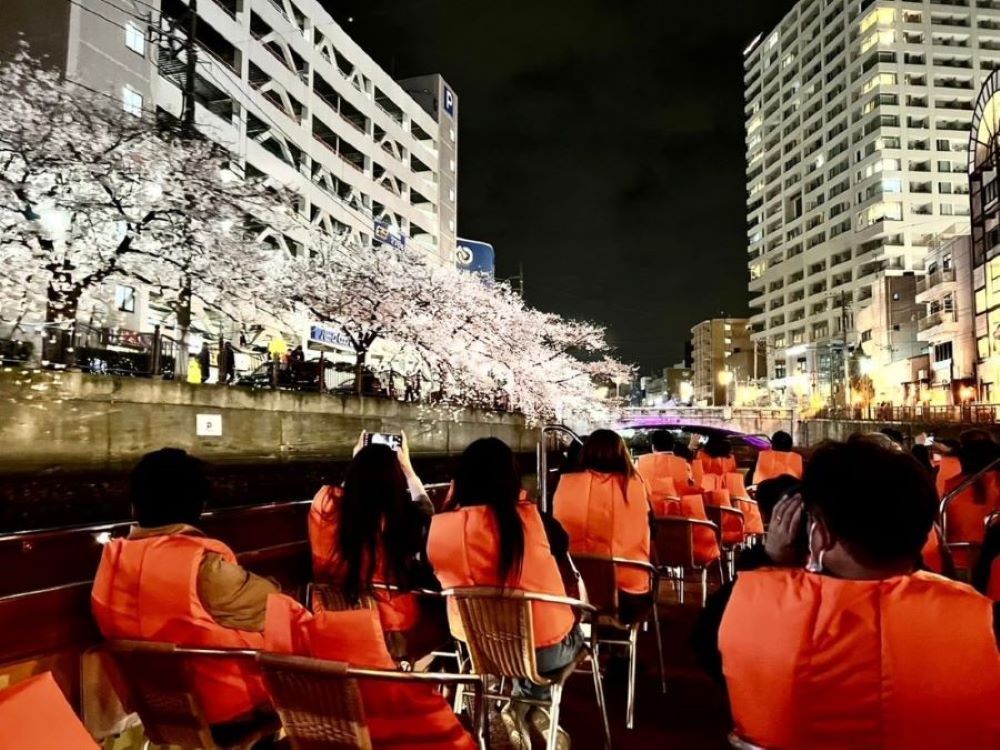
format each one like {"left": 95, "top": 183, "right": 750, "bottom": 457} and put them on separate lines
{"left": 697, "top": 433, "right": 738, "bottom": 477}
{"left": 309, "top": 432, "right": 447, "bottom": 661}
{"left": 264, "top": 596, "right": 476, "bottom": 750}
{"left": 749, "top": 430, "right": 803, "bottom": 486}
{"left": 427, "top": 438, "right": 580, "bottom": 750}
{"left": 554, "top": 429, "right": 653, "bottom": 623}
{"left": 91, "top": 449, "right": 277, "bottom": 727}
{"left": 0, "top": 672, "right": 99, "bottom": 749}
{"left": 636, "top": 430, "right": 692, "bottom": 512}
{"left": 718, "top": 440, "right": 1000, "bottom": 750}
{"left": 941, "top": 437, "right": 1000, "bottom": 571}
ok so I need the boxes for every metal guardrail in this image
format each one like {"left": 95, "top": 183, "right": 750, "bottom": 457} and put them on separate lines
{"left": 816, "top": 404, "right": 999, "bottom": 424}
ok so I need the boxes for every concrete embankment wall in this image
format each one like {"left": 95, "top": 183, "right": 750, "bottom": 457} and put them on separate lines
{"left": 798, "top": 418, "right": 1000, "bottom": 446}
{"left": 0, "top": 371, "right": 538, "bottom": 530}
{"left": 0, "top": 370, "right": 536, "bottom": 472}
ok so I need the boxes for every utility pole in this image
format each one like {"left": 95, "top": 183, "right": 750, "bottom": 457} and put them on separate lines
{"left": 182, "top": 0, "right": 198, "bottom": 137}
{"left": 840, "top": 289, "right": 849, "bottom": 407}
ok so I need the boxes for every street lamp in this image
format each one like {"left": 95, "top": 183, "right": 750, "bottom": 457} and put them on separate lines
{"left": 718, "top": 369, "right": 735, "bottom": 407}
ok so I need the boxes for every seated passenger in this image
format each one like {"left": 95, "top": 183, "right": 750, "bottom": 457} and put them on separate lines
{"left": 636, "top": 430, "right": 692, "bottom": 509}
{"left": 750, "top": 430, "right": 803, "bottom": 485}
{"left": 698, "top": 434, "right": 737, "bottom": 476}
{"left": 941, "top": 437, "right": 1000, "bottom": 570}
{"left": 719, "top": 440, "right": 1000, "bottom": 750}
{"left": 427, "top": 438, "right": 580, "bottom": 748}
{"left": 91, "top": 449, "right": 276, "bottom": 725}
{"left": 309, "top": 432, "right": 446, "bottom": 660}
{"left": 554, "top": 429, "right": 653, "bottom": 613}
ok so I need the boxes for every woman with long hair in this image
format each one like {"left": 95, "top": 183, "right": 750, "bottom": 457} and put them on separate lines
{"left": 309, "top": 432, "right": 445, "bottom": 659}
{"left": 428, "top": 438, "right": 580, "bottom": 749}
{"left": 554, "top": 429, "right": 653, "bottom": 615}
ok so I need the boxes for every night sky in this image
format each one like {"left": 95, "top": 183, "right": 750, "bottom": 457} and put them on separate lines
{"left": 324, "top": 1, "right": 798, "bottom": 372}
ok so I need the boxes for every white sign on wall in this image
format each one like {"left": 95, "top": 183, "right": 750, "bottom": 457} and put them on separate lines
{"left": 196, "top": 414, "right": 223, "bottom": 437}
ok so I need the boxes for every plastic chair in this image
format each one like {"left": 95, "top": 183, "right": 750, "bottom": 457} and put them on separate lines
{"left": 102, "top": 640, "right": 278, "bottom": 750}
{"left": 652, "top": 516, "right": 723, "bottom": 606}
{"left": 257, "top": 652, "right": 487, "bottom": 750}
{"left": 444, "top": 586, "right": 611, "bottom": 750}
{"left": 570, "top": 553, "right": 665, "bottom": 730}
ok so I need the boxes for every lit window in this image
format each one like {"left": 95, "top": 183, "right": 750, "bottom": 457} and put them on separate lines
{"left": 448, "top": 219, "right": 455, "bottom": 232}
{"left": 448, "top": 188, "right": 455, "bottom": 202}
{"left": 125, "top": 23, "right": 145, "bottom": 55}
{"left": 449, "top": 158, "right": 456, "bottom": 172}
{"left": 450, "top": 128, "right": 456, "bottom": 142}
{"left": 122, "top": 87, "right": 143, "bottom": 117}
{"left": 882, "top": 178, "right": 902, "bottom": 193}
{"left": 115, "top": 285, "right": 136, "bottom": 313}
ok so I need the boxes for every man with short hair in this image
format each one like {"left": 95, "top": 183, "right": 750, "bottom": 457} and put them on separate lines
{"left": 91, "top": 449, "right": 278, "bottom": 725}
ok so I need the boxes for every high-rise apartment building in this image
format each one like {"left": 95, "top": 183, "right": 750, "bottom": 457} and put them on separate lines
{"left": 691, "top": 318, "right": 754, "bottom": 405}
{"left": 744, "top": 0, "right": 1000, "bottom": 400}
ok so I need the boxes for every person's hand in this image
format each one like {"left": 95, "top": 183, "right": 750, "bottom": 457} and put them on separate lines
{"left": 353, "top": 431, "right": 366, "bottom": 457}
{"left": 397, "top": 430, "right": 414, "bottom": 474}
{"left": 915, "top": 432, "right": 928, "bottom": 446}
{"left": 766, "top": 494, "right": 805, "bottom": 566}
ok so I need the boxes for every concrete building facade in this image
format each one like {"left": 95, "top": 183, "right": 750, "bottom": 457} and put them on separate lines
{"left": 2, "top": 0, "right": 459, "bottom": 350}
{"left": 691, "top": 318, "right": 753, "bottom": 406}
{"left": 915, "top": 235, "right": 976, "bottom": 403}
{"left": 744, "top": 0, "right": 1000, "bottom": 401}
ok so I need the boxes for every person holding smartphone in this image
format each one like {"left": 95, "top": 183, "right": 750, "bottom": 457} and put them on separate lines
{"left": 309, "top": 431, "right": 447, "bottom": 660}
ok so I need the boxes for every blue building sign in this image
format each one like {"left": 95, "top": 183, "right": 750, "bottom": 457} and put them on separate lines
{"left": 444, "top": 87, "right": 455, "bottom": 117}
{"left": 373, "top": 219, "right": 405, "bottom": 250}
{"left": 308, "top": 324, "right": 354, "bottom": 352}
{"left": 455, "top": 238, "right": 495, "bottom": 278}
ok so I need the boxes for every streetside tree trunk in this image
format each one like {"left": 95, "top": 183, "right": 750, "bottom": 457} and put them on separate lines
{"left": 354, "top": 347, "right": 368, "bottom": 396}
{"left": 42, "top": 278, "right": 81, "bottom": 367}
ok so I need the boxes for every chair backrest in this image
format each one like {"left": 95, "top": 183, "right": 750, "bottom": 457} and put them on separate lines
{"left": 446, "top": 587, "right": 542, "bottom": 683}
{"left": 570, "top": 554, "right": 620, "bottom": 615}
{"left": 652, "top": 517, "right": 695, "bottom": 569}
{"left": 103, "top": 640, "right": 245, "bottom": 749}
{"left": 728, "top": 732, "right": 769, "bottom": 750}
{"left": 257, "top": 653, "right": 371, "bottom": 750}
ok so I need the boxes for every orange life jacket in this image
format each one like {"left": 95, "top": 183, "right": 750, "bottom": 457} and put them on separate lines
{"left": 309, "top": 485, "right": 419, "bottom": 632}
{"left": 427, "top": 503, "right": 574, "bottom": 648}
{"left": 0, "top": 672, "right": 98, "bottom": 749}
{"left": 942, "top": 472, "right": 1000, "bottom": 569}
{"left": 752, "top": 449, "right": 803, "bottom": 485}
{"left": 720, "top": 568, "right": 1000, "bottom": 750}
{"left": 690, "top": 457, "right": 705, "bottom": 486}
{"left": 698, "top": 453, "right": 737, "bottom": 476}
{"left": 921, "top": 526, "right": 946, "bottom": 575}
{"left": 723, "top": 473, "right": 765, "bottom": 535}
{"left": 935, "top": 454, "right": 962, "bottom": 499}
{"left": 989, "top": 555, "right": 1000, "bottom": 601}
{"left": 264, "top": 596, "right": 475, "bottom": 750}
{"left": 636, "top": 452, "right": 691, "bottom": 492}
{"left": 553, "top": 471, "right": 652, "bottom": 594}
{"left": 91, "top": 534, "right": 268, "bottom": 724}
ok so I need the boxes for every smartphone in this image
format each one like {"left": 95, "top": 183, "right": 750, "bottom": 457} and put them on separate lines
{"left": 925, "top": 434, "right": 935, "bottom": 446}
{"left": 365, "top": 432, "right": 402, "bottom": 451}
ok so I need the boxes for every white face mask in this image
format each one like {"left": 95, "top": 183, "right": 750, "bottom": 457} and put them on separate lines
{"left": 805, "top": 521, "right": 825, "bottom": 573}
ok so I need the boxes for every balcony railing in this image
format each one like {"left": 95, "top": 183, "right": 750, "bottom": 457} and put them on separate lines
{"left": 919, "top": 309, "right": 957, "bottom": 331}
{"left": 916, "top": 268, "right": 957, "bottom": 294}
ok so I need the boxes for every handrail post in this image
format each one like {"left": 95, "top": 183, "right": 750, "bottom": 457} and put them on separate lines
{"left": 939, "top": 455, "right": 1000, "bottom": 545}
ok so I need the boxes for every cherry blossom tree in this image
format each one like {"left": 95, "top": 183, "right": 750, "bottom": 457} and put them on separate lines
{"left": 0, "top": 50, "right": 288, "bottom": 365}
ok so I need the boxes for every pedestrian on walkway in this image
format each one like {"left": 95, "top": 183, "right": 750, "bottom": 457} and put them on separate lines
{"left": 198, "top": 342, "right": 211, "bottom": 384}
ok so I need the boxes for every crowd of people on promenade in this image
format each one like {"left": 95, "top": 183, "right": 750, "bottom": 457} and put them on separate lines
{"left": 3, "top": 424, "right": 1000, "bottom": 749}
